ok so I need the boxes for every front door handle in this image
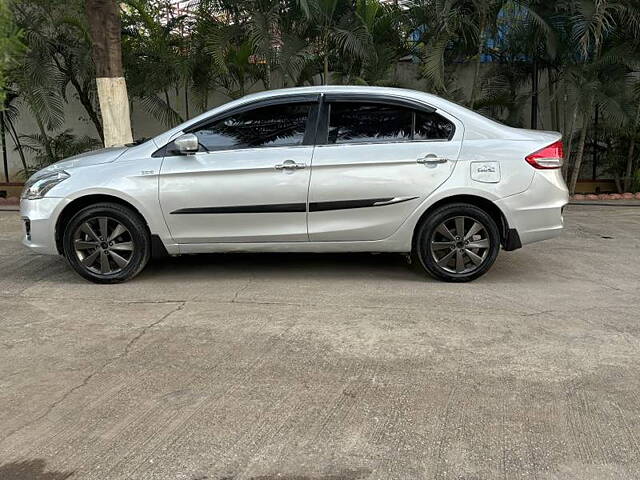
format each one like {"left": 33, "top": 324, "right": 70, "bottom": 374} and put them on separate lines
{"left": 417, "top": 155, "right": 448, "bottom": 165}
{"left": 275, "top": 159, "right": 306, "bottom": 170}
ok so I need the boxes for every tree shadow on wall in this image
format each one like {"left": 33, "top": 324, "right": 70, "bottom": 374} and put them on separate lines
{"left": 0, "top": 459, "right": 73, "bottom": 480}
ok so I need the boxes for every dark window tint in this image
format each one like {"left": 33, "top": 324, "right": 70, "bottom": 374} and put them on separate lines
{"left": 414, "top": 111, "right": 454, "bottom": 140}
{"left": 328, "top": 103, "right": 412, "bottom": 144}
{"left": 194, "top": 103, "right": 312, "bottom": 151}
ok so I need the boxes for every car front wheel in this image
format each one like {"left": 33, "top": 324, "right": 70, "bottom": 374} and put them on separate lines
{"left": 62, "top": 202, "right": 151, "bottom": 284}
{"left": 413, "top": 203, "right": 500, "bottom": 282}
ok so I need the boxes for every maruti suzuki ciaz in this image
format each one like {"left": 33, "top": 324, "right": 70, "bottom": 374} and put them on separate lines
{"left": 20, "top": 86, "right": 569, "bottom": 283}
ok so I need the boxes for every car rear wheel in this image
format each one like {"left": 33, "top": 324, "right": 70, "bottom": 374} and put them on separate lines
{"left": 413, "top": 203, "right": 500, "bottom": 282}
{"left": 62, "top": 203, "right": 151, "bottom": 284}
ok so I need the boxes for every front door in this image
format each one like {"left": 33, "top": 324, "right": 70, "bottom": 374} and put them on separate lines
{"left": 308, "top": 97, "right": 463, "bottom": 241}
{"left": 159, "top": 99, "right": 317, "bottom": 243}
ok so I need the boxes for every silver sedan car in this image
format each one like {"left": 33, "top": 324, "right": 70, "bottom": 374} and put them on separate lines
{"left": 20, "top": 86, "right": 569, "bottom": 283}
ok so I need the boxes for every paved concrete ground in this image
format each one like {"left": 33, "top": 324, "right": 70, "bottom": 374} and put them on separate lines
{"left": 0, "top": 206, "right": 639, "bottom": 480}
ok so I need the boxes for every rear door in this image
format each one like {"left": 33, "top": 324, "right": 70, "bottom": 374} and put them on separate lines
{"left": 159, "top": 96, "right": 318, "bottom": 244}
{"left": 308, "top": 95, "right": 463, "bottom": 241}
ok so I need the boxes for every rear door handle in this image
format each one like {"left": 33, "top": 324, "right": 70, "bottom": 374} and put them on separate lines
{"left": 417, "top": 155, "right": 448, "bottom": 165}
{"left": 275, "top": 159, "right": 306, "bottom": 170}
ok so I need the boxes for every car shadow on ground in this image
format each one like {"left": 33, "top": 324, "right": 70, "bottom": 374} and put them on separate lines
{"left": 0, "top": 460, "right": 368, "bottom": 480}
{"left": 23, "top": 250, "right": 523, "bottom": 285}
{"left": 140, "top": 250, "right": 526, "bottom": 284}
{"left": 0, "top": 459, "right": 73, "bottom": 480}
{"left": 142, "top": 251, "right": 429, "bottom": 282}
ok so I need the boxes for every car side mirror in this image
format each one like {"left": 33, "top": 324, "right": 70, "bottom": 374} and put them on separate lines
{"left": 171, "top": 133, "right": 199, "bottom": 155}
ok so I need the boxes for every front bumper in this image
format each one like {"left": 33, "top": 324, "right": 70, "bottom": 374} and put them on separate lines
{"left": 20, "top": 197, "right": 68, "bottom": 255}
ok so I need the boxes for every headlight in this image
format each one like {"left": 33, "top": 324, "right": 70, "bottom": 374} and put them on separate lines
{"left": 21, "top": 171, "right": 70, "bottom": 200}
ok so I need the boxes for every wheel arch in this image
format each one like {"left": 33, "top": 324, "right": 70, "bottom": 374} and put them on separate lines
{"left": 54, "top": 194, "right": 150, "bottom": 255}
{"left": 411, "top": 194, "right": 512, "bottom": 250}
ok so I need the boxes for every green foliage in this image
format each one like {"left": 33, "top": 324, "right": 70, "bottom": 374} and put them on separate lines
{"left": 18, "top": 129, "right": 102, "bottom": 177}
{"left": 633, "top": 169, "right": 640, "bottom": 192}
{"left": 5, "top": 0, "right": 640, "bottom": 191}
{"left": 0, "top": 0, "right": 24, "bottom": 107}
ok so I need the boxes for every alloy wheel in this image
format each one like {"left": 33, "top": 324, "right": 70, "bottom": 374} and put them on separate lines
{"left": 72, "top": 216, "right": 135, "bottom": 275}
{"left": 429, "top": 216, "right": 491, "bottom": 274}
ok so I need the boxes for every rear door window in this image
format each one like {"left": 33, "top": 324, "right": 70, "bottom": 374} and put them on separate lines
{"left": 414, "top": 111, "right": 454, "bottom": 140}
{"left": 327, "top": 102, "right": 412, "bottom": 144}
{"left": 326, "top": 101, "right": 454, "bottom": 144}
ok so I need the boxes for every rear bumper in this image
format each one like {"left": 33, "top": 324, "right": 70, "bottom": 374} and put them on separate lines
{"left": 20, "top": 197, "right": 67, "bottom": 255}
{"left": 496, "top": 170, "right": 569, "bottom": 246}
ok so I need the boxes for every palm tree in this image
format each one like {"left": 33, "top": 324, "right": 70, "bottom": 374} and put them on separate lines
{"left": 121, "top": 2, "right": 185, "bottom": 127}
{"left": 18, "top": 129, "right": 101, "bottom": 177}
{"left": 0, "top": 0, "right": 24, "bottom": 182}
{"left": 8, "top": 15, "right": 66, "bottom": 161}
{"left": 562, "top": 0, "right": 640, "bottom": 194}
{"left": 193, "top": 3, "right": 266, "bottom": 100}
{"left": 474, "top": 63, "right": 530, "bottom": 126}
{"left": 0, "top": 0, "right": 23, "bottom": 106}
{"left": 407, "top": 0, "right": 476, "bottom": 98}
{"left": 330, "top": 0, "right": 405, "bottom": 85}
{"left": 624, "top": 80, "right": 640, "bottom": 192}
{"left": 2, "top": 90, "right": 28, "bottom": 175}
{"left": 468, "top": 0, "right": 505, "bottom": 109}
{"left": 299, "top": 0, "right": 371, "bottom": 85}
{"left": 10, "top": 0, "right": 104, "bottom": 143}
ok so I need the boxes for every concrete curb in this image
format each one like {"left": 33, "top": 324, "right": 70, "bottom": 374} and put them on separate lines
{"left": 569, "top": 201, "right": 640, "bottom": 207}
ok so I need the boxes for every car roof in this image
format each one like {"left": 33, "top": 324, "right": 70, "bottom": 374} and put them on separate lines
{"left": 155, "top": 86, "right": 465, "bottom": 143}
{"left": 238, "top": 85, "right": 433, "bottom": 100}
{"left": 236, "top": 85, "right": 465, "bottom": 113}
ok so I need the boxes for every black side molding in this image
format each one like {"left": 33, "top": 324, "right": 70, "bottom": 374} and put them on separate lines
{"left": 171, "top": 203, "right": 307, "bottom": 214}
{"left": 309, "top": 196, "right": 417, "bottom": 212}
{"left": 503, "top": 228, "right": 522, "bottom": 251}
{"left": 171, "top": 197, "right": 419, "bottom": 215}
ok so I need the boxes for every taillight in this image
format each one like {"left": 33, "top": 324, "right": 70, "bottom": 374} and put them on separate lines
{"left": 525, "top": 140, "right": 564, "bottom": 169}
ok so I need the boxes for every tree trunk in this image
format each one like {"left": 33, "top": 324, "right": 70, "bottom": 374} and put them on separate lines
{"left": 323, "top": 55, "right": 329, "bottom": 85}
{"left": 86, "top": 0, "right": 133, "bottom": 147}
{"left": 548, "top": 69, "right": 557, "bottom": 131}
{"left": 562, "top": 78, "right": 569, "bottom": 137}
{"left": 469, "top": 15, "right": 485, "bottom": 110}
{"left": 184, "top": 80, "right": 190, "bottom": 120}
{"left": 554, "top": 76, "right": 560, "bottom": 133}
{"left": 73, "top": 77, "right": 104, "bottom": 142}
{"left": 569, "top": 99, "right": 594, "bottom": 195}
{"left": 614, "top": 172, "right": 622, "bottom": 193}
{"left": 164, "top": 90, "right": 172, "bottom": 112}
{"left": 531, "top": 59, "right": 539, "bottom": 129}
{"left": 623, "top": 101, "right": 640, "bottom": 192}
{"left": 562, "top": 102, "right": 579, "bottom": 180}
{"left": 52, "top": 55, "right": 104, "bottom": 142}
{"left": 1, "top": 111, "right": 9, "bottom": 182}
{"left": 6, "top": 115, "right": 28, "bottom": 175}
{"left": 34, "top": 114, "right": 54, "bottom": 163}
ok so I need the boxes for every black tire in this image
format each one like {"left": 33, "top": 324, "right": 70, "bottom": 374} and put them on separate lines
{"left": 412, "top": 203, "right": 500, "bottom": 282}
{"left": 62, "top": 202, "right": 151, "bottom": 284}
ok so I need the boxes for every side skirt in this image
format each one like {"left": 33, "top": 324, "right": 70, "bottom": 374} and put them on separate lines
{"left": 174, "top": 239, "right": 410, "bottom": 255}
